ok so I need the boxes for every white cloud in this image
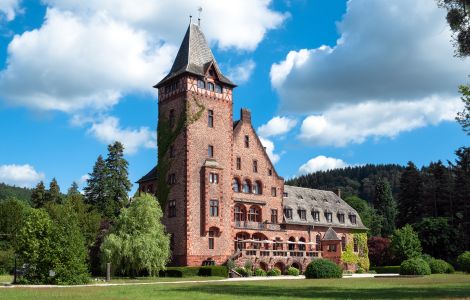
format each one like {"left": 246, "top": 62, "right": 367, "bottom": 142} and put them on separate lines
{"left": 79, "top": 174, "right": 90, "bottom": 184}
{"left": 0, "top": 0, "right": 21, "bottom": 21}
{"left": 226, "top": 60, "right": 256, "bottom": 84}
{"left": 299, "top": 97, "right": 463, "bottom": 147}
{"left": 88, "top": 116, "right": 156, "bottom": 154}
{"left": 298, "top": 156, "right": 348, "bottom": 175}
{"left": 257, "top": 116, "right": 297, "bottom": 138}
{"left": 271, "top": 0, "right": 470, "bottom": 113}
{"left": 0, "top": 8, "right": 174, "bottom": 113}
{"left": 0, "top": 164, "right": 45, "bottom": 187}
{"left": 259, "top": 137, "right": 280, "bottom": 164}
{"left": 42, "top": 0, "right": 287, "bottom": 50}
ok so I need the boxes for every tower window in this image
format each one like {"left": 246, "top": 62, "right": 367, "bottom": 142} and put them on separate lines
{"left": 268, "top": 168, "right": 272, "bottom": 176}
{"left": 208, "top": 145, "right": 214, "bottom": 158}
{"left": 271, "top": 187, "right": 277, "bottom": 197}
{"left": 210, "top": 200, "right": 219, "bottom": 217}
{"left": 253, "top": 160, "right": 258, "bottom": 173}
{"left": 168, "top": 200, "right": 176, "bottom": 218}
{"left": 208, "top": 229, "right": 215, "bottom": 249}
{"left": 169, "top": 109, "right": 175, "bottom": 127}
{"left": 215, "top": 84, "right": 222, "bottom": 93}
{"left": 236, "top": 157, "right": 241, "bottom": 170}
{"left": 168, "top": 173, "right": 176, "bottom": 185}
{"left": 198, "top": 79, "right": 205, "bottom": 89}
{"left": 169, "top": 145, "right": 175, "bottom": 158}
{"left": 208, "top": 82, "right": 215, "bottom": 91}
{"left": 244, "top": 135, "right": 249, "bottom": 148}
{"left": 208, "top": 110, "right": 214, "bottom": 128}
{"left": 209, "top": 173, "right": 219, "bottom": 184}
{"left": 271, "top": 209, "right": 278, "bottom": 224}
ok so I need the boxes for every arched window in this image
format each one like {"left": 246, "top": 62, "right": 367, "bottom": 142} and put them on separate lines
{"left": 252, "top": 181, "right": 262, "bottom": 195}
{"left": 316, "top": 234, "right": 322, "bottom": 251}
{"left": 248, "top": 206, "right": 261, "bottom": 222}
{"left": 274, "top": 237, "right": 283, "bottom": 250}
{"left": 235, "top": 232, "right": 249, "bottom": 251}
{"left": 341, "top": 236, "right": 346, "bottom": 251}
{"left": 299, "top": 237, "right": 306, "bottom": 251}
{"left": 234, "top": 204, "right": 246, "bottom": 222}
{"left": 288, "top": 237, "right": 296, "bottom": 251}
{"left": 242, "top": 180, "right": 251, "bottom": 193}
{"left": 232, "top": 178, "right": 240, "bottom": 193}
{"left": 252, "top": 233, "right": 267, "bottom": 250}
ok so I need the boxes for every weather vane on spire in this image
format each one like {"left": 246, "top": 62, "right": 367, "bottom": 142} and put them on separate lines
{"left": 198, "top": 7, "right": 202, "bottom": 26}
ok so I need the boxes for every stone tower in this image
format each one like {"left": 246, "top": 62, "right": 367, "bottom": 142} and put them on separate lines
{"left": 154, "top": 23, "right": 236, "bottom": 266}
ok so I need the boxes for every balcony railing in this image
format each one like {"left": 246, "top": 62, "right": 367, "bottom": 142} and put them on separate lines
{"left": 234, "top": 221, "right": 281, "bottom": 231}
{"left": 241, "top": 249, "right": 322, "bottom": 258}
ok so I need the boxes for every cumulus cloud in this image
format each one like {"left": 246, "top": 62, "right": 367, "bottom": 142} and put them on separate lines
{"left": 0, "top": 164, "right": 45, "bottom": 187}
{"left": 257, "top": 116, "right": 297, "bottom": 138}
{"left": 298, "top": 156, "right": 348, "bottom": 175}
{"left": 226, "top": 60, "right": 256, "bottom": 84}
{"left": 299, "top": 97, "right": 462, "bottom": 147}
{"left": 88, "top": 116, "right": 156, "bottom": 154}
{"left": 0, "top": 0, "right": 21, "bottom": 21}
{"left": 271, "top": 0, "right": 470, "bottom": 113}
{"left": 259, "top": 137, "right": 280, "bottom": 164}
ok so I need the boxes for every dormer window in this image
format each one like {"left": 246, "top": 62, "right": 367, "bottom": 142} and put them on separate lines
{"left": 284, "top": 208, "right": 293, "bottom": 219}
{"left": 208, "top": 82, "right": 215, "bottom": 91}
{"left": 198, "top": 79, "right": 205, "bottom": 89}
{"left": 338, "top": 213, "right": 345, "bottom": 223}
{"left": 209, "top": 69, "right": 215, "bottom": 77}
{"left": 349, "top": 214, "right": 357, "bottom": 224}
{"left": 312, "top": 210, "right": 320, "bottom": 222}
{"left": 325, "top": 212, "right": 333, "bottom": 223}
{"left": 298, "top": 209, "right": 306, "bottom": 220}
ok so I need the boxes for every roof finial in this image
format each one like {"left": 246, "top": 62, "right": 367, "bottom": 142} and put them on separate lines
{"left": 189, "top": 15, "right": 192, "bottom": 24}
{"left": 197, "top": 7, "right": 202, "bottom": 26}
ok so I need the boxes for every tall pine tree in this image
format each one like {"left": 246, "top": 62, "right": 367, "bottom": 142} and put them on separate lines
{"left": 67, "top": 182, "right": 80, "bottom": 197}
{"left": 421, "top": 161, "right": 454, "bottom": 219}
{"left": 374, "top": 178, "right": 397, "bottom": 237}
{"left": 45, "top": 178, "right": 62, "bottom": 204}
{"left": 397, "top": 162, "right": 422, "bottom": 227}
{"left": 453, "top": 147, "right": 470, "bottom": 250}
{"left": 31, "top": 181, "right": 46, "bottom": 208}
{"left": 84, "top": 155, "right": 108, "bottom": 215}
{"left": 105, "top": 142, "right": 132, "bottom": 217}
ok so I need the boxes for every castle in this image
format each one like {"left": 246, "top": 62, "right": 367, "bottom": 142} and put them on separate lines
{"left": 138, "top": 23, "right": 368, "bottom": 272}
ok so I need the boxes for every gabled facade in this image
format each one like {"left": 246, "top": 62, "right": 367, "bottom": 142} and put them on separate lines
{"left": 138, "top": 23, "right": 367, "bottom": 272}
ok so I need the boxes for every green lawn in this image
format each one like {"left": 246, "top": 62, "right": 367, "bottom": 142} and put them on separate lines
{"left": 0, "top": 274, "right": 469, "bottom": 300}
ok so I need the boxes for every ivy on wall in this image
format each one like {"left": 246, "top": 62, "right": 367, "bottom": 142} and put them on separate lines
{"left": 156, "top": 96, "right": 205, "bottom": 211}
{"left": 340, "top": 232, "right": 370, "bottom": 271}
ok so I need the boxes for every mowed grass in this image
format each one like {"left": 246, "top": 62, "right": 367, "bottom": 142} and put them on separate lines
{"left": 0, "top": 274, "right": 469, "bottom": 300}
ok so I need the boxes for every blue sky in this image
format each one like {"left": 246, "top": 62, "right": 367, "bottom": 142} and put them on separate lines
{"left": 0, "top": 0, "right": 468, "bottom": 192}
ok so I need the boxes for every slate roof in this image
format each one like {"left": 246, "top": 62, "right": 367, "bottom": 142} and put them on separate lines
{"left": 155, "top": 23, "right": 235, "bottom": 88}
{"left": 282, "top": 185, "right": 368, "bottom": 230}
{"left": 136, "top": 165, "right": 158, "bottom": 183}
{"left": 322, "top": 227, "right": 341, "bottom": 241}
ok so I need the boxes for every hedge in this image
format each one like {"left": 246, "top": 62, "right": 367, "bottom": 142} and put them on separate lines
{"left": 159, "top": 266, "right": 228, "bottom": 278}
{"left": 371, "top": 266, "right": 400, "bottom": 274}
{"left": 267, "top": 268, "right": 282, "bottom": 276}
{"left": 429, "top": 259, "right": 454, "bottom": 274}
{"left": 305, "top": 259, "right": 342, "bottom": 279}
{"left": 287, "top": 267, "right": 300, "bottom": 276}
{"left": 457, "top": 251, "right": 470, "bottom": 273}
{"left": 400, "top": 258, "right": 431, "bottom": 275}
{"left": 254, "top": 268, "right": 267, "bottom": 276}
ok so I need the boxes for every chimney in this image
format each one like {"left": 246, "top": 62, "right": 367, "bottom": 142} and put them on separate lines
{"left": 241, "top": 108, "right": 251, "bottom": 123}
{"left": 335, "top": 188, "right": 342, "bottom": 198}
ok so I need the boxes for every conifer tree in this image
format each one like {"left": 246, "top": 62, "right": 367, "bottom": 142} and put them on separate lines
{"left": 45, "top": 178, "right": 62, "bottom": 204}
{"left": 84, "top": 155, "right": 108, "bottom": 214}
{"left": 397, "top": 162, "right": 422, "bottom": 227}
{"left": 31, "top": 181, "right": 46, "bottom": 208}
{"left": 421, "top": 161, "right": 453, "bottom": 219}
{"left": 373, "top": 178, "right": 397, "bottom": 237}
{"left": 105, "top": 142, "right": 132, "bottom": 218}
{"left": 453, "top": 147, "right": 470, "bottom": 250}
{"left": 67, "top": 181, "right": 80, "bottom": 197}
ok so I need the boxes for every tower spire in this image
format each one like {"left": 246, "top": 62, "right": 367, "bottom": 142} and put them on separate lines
{"left": 198, "top": 7, "right": 202, "bottom": 26}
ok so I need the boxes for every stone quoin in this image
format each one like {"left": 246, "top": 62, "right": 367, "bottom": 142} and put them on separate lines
{"left": 137, "top": 23, "right": 368, "bottom": 273}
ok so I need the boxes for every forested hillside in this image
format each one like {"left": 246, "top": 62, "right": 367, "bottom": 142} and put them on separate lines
{"left": 0, "top": 183, "right": 32, "bottom": 203}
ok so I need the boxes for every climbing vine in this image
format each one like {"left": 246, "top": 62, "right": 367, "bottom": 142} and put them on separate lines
{"left": 156, "top": 96, "right": 205, "bottom": 211}
{"left": 340, "top": 232, "right": 369, "bottom": 271}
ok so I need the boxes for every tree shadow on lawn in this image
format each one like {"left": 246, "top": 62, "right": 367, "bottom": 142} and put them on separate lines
{"left": 163, "top": 282, "right": 470, "bottom": 299}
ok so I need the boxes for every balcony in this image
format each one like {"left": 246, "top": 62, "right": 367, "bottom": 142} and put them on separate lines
{"left": 234, "top": 221, "right": 281, "bottom": 231}
{"left": 242, "top": 249, "right": 322, "bottom": 258}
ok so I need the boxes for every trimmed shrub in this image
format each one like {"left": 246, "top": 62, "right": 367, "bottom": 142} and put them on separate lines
{"left": 305, "top": 259, "right": 342, "bottom": 279}
{"left": 400, "top": 258, "right": 431, "bottom": 275}
{"left": 267, "top": 268, "right": 281, "bottom": 276}
{"left": 234, "top": 267, "right": 248, "bottom": 277}
{"left": 254, "top": 268, "right": 266, "bottom": 276}
{"left": 159, "top": 266, "right": 228, "bottom": 278}
{"left": 457, "top": 251, "right": 470, "bottom": 273}
{"left": 429, "top": 259, "right": 451, "bottom": 274}
{"left": 446, "top": 263, "right": 455, "bottom": 274}
{"left": 355, "top": 267, "right": 365, "bottom": 274}
{"left": 371, "top": 266, "right": 400, "bottom": 274}
{"left": 287, "top": 267, "right": 300, "bottom": 276}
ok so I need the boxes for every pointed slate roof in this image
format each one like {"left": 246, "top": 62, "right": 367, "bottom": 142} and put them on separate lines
{"left": 322, "top": 227, "right": 341, "bottom": 241}
{"left": 155, "top": 23, "right": 235, "bottom": 88}
{"left": 136, "top": 165, "right": 158, "bottom": 183}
